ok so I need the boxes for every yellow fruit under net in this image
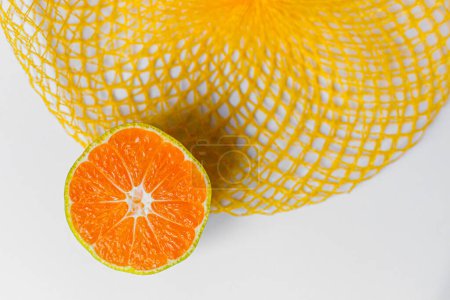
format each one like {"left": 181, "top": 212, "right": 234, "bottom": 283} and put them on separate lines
{"left": 1, "top": 0, "right": 449, "bottom": 215}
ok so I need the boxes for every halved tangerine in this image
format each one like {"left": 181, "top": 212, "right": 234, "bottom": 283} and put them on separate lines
{"left": 65, "top": 123, "right": 211, "bottom": 274}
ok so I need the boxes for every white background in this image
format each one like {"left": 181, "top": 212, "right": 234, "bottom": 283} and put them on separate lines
{"left": 0, "top": 35, "right": 449, "bottom": 300}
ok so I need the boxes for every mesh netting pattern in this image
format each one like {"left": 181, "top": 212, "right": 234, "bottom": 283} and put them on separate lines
{"left": 1, "top": 0, "right": 449, "bottom": 215}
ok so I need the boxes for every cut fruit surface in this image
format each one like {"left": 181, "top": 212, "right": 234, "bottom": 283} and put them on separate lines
{"left": 65, "top": 123, "right": 211, "bottom": 274}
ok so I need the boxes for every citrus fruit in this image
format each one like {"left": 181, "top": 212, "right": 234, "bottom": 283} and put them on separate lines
{"left": 65, "top": 123, "right": 211, "bottom": 274}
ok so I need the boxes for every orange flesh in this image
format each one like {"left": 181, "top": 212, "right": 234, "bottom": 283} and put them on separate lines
{"left": 68, "top": 128, "right": 207, "bottom": 271}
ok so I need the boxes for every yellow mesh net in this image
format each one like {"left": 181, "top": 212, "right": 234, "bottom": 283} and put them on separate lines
{"left": 1, "top": 0, "right": 449, "bottom": 215}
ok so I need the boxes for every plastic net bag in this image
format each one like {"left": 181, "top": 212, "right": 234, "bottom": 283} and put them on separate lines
{"left": 1, "top": 0, "right": 449, "bottom": 215}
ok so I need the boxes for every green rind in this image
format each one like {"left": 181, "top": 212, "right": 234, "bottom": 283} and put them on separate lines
{"left": 64, "top": 122, "right": 212, "bottom": 275}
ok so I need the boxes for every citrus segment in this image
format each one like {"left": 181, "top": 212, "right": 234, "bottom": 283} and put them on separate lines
{"left": 65, "top": 123, "right": 211, "bottom": 274}
{"left": 108, "top": 128, "right": 163, "bottom": 186}
{"left": 143, "top": 142, "right": 185, "bottom": 194}
{"left": 128, "top": 218, "right": 166, "bottom": 270}
{"left": 69, "top": 162, "right": 126, "bottom": 203}
{"left": 70, "top": 202, "right": 128, "bottom": 244}
{"left": 151, "top": 201, "right": 204, "bottom": 228}
{"left": 88, "top": 144, "right": 132, "bottom": 192}
{"left": 151, "top": 160, "right": 207, "bottom": 203}
{"left": 94, "top": 217, "right": 135, "bottom": 267}
{"left": 147, "top": 214, "right": 195, "bottom": 260}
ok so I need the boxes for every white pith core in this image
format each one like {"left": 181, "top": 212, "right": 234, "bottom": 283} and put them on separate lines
{"left": 126, "top": 184, "right": 154, "bottom": 218}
